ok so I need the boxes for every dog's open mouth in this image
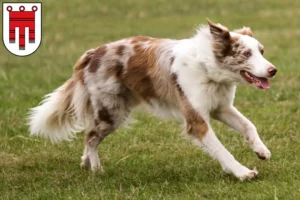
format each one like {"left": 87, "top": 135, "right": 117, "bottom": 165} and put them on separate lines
{"left": 240, "top": 70, "right": 270, "bottom": 89}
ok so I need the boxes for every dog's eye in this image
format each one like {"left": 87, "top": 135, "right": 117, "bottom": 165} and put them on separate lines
{"left": 260, "top": 49, "right": 264, "bottom": 55}
{"left": 243, "top": 51, "right": 252, "bottom": 58}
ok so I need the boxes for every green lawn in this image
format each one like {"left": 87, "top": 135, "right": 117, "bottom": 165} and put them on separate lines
{"left": 1, "top": 0, "right": 300, "bottom": 199}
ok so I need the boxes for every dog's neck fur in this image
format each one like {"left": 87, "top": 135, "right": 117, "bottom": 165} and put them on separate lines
{"left": 173, "top": 26, "right": 238, "bottom": 88}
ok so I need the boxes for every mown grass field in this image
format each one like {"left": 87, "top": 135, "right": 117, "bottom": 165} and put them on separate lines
{"left": 1, "top": 0, "right": 300, "bottom": 199}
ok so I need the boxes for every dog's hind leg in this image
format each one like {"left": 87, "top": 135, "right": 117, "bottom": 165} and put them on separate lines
{"left": 80, "top": 93, "right": 131, "bottom": 171}
{"left": 83, "top": 124, "right": 112, "bottom": 172}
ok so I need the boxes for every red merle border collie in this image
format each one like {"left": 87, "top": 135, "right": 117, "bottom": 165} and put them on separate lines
{"left": 28, "top": 19, "right": 277, "bottom": 180}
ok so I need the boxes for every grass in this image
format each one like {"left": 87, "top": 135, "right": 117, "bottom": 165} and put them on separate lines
{"left": 1, "top": 0, "right": 300, "bottom": 199}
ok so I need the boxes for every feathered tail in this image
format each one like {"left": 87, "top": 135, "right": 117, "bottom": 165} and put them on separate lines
{"left": 28, "top": 49, "right": 94, "bottom": 142}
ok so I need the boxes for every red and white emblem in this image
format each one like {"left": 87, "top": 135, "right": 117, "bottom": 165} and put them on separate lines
{"left": 2, "top": 3, "right": 42, "bottom": 56}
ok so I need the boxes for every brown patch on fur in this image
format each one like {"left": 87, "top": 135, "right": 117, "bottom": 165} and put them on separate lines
{"left": 212, "top": 37, "right": 238, "bottom": 62}
{"left": 124, "top": 42, "right": 161, "bottom": 100}
{"left": 73, "top": 49, "right": 95, "bottom": 84}
{"left": 184, "top": 106, "right": 208, "bottom": 140}
{"left": 234, "top": 27, "right": 253, "bottom": 37}
{"left": 131, "top": 36, "right": 153, "bottom": 44}
{"left": 88, "top": 46, "right": 107, "bottom": 73}
{"left": 213, "top": 33, "right": 247, "bottom": 66}
{"left": 180, "top": 95, "right": 208, "bottom": 140}
{"left": 87, "top": 130, "right": 98, "bottom": 140}
{"left": 98, "top": 108, "right": 113, "bottom": 125}
{"left": 172, "top": 73, "right": 208, "bottom": 139}
{"left": 222, "top": 39, "right": 252, "bottom": 66}
{"left": 116, "top": 45, "right": 125, "bottom": 56}
{"left": 115, "top": 61, "right": 124, "bottom": 78}
{"left": 74, "top": 49, "right": 95, "bottom": 72}
{"left": 106, "top": 60, "right": 124, "bottom": 79}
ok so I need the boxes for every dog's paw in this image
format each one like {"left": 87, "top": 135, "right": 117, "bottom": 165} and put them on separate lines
{"left": 222, "top": 163, "right": 259, "bottom": 181}
{"left": 239, "top": 168, "right": 258, "bottom": 181}
{"left": 91, "top": 165, "right": 104, "bottom": 173}
{"left": 254, "top": 145, "right": 271, "bottom": 160}
{"left": 235, "top": 167, "right": 258, "bottom": 181}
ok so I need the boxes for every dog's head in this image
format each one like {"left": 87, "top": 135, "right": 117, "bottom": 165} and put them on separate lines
{"left": 207, "top": 19, "right": 277, "bottom": 89}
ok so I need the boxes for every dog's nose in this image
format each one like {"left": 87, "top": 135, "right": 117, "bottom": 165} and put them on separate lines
{"left": 268, "top": 67, "right": 277, "bottom": 77}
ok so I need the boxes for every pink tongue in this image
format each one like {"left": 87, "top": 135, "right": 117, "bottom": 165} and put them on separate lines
{"left": 258, "top": 77, "right": 270, "bottom": 89}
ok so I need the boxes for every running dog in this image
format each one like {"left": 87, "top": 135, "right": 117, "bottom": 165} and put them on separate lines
{"left": 28, "top": 19, "right": 277, "bottom": 180}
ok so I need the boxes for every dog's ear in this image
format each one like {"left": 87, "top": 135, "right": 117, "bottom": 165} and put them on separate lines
{"left": 207, "top": 19, "right": 233, "bottom": 61}
{"left": 234, "top": 27, "right": 253, "bottom": 37}
{"left": 206, "top": 18, "right": 230, "bottom": 41}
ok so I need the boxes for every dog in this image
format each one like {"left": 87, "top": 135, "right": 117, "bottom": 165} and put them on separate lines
{"left": 28, "top": 19, "right": 277, "bottom": 180}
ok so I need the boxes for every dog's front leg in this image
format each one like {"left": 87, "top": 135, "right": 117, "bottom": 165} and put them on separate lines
{"left": 186, "top": 120, "right": 258, "bottom": 180}
{"left": 214, "top": 106, "right": 271, "bottom": 160}
{"left": 182, "top": 106, "right": 258, "bottom": 180}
